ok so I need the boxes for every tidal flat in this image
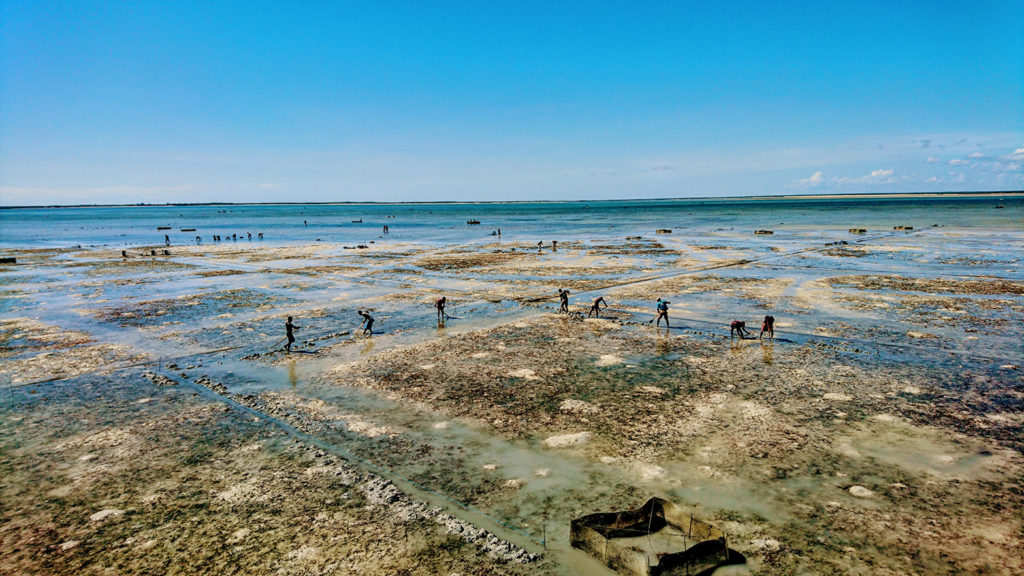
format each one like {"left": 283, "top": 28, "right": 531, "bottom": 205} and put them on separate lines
{"left": 2, "top": 202, "right": 1023, "bottom": 575}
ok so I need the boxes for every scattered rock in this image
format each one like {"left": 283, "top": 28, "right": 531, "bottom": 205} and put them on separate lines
{"left": 559, "top": 399, "right": 598, "bottom": 414}
{"left": 543, "top": 431, "right": 591, "bottom": 448}
{"left": 89, "top": 508, "right": 124, "bottom": 522}
{"left": 823, "top": 392, "right": 852, "bottom": 401}
{"left": 848, "top": 485, "right": 874, "bottom": 498}
{"left": 595, "top": 354, "right": 623, "bottom": 366}
{"left": 507, "top": 368, "right": 539, "bottom": 380}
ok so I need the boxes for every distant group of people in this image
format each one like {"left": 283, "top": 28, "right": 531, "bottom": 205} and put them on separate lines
{"left": 282, "top": 295, "right": 455, "bottom": 353}
{"left": 557, "top": 289, "right": 776, "bottom": 340}
{"left": 207, "top": 232, "right": 262, "bottom": 242}
{"left": 281, "top": 290, "right": 776, "bottom": 355}
{"left": 730, "top": 316, "right": 774, "bottom": 339}
{"left": 122, "top": 249, "right": 170, "bottom": 258}
{"left": 283, "top": 309, "right": 376, "bottom": 354}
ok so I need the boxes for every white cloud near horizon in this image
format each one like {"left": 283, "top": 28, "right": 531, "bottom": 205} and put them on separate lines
{"left": 925, "top": 157, "right": 941, "bottom": 163}
{"left": 949, "top": 159, "right": 969, "bottom": 166}
{"left": 793, "top": 171, "right": 826, "bottom": 188}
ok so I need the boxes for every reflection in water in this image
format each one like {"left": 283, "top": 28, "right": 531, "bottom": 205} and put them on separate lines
{"left": 761, "top": 341, "right": 774, "bottom": 365}
{"left": 656, "top": 329, "right": 673, "bottom": 355}
{"left": 288, "top": 360, "right": 298, "bottom": 387}
{"left": 729, "top": 339, "right": 744, "bottom": 355}
{"left": 360, "top": 338, "right": 376, "bottom": 355}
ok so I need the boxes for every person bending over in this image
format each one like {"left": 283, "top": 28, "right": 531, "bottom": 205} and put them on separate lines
{"left": 358, "top": 310, "right": 374, "bottom": 335}
{"left": 730, "top": 320, "right": 752, "bottom": 338}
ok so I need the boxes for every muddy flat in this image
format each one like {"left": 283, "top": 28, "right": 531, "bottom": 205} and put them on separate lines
{"left": 2, "top": 198, "right": 1022, "bottom": 575}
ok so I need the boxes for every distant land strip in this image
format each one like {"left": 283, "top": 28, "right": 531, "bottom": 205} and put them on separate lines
{"left": 0, "top": 190, "right": 1021, "bottom": 210}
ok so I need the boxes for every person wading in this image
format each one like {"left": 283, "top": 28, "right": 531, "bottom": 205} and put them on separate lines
{"left": 285, "top": 316, "right": 299, "bottom": 353}
{"left": 731, "top": 320, "right": 752, "bottom": 339}
{"left": 759, "top": 315, "right": 775, "bottom": 340}
{"left": 588, "top": 296, "right": 608, "bottom": 318}
{"left": 651, "top": 298, "right": 670, "bottom": 327}
{"left": 358, "top": 310, "right": 374, "bottom": 335}
{"left": 435, "top": 296, "right": 448, "bottom": 322}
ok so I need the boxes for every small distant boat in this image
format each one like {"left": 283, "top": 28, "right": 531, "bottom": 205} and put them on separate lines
{"left": 655, "top": 229, "right": 671, "bottom": 234}
{"left": 894, "top": 225, "right": 913, "bottom": 231}
{"left": 466, "top": 219, "right": 481, "bottom": 225}
{"left": 180, "top": 228, "right": 196, "bottom": 232}
{"left": 995, "top": 204, "right": 1004, "bottom": 209}
{"left": 352, "top": 219, "right": 362, "bottom": 223}
{"left": 849, "top": 228, "right": 866, "bottom": 234}
{"left": 754, "top": 229, "right": 773, "bottom": 235}
{"left": 157, "top": 226, "right": 171, "bottom": 230}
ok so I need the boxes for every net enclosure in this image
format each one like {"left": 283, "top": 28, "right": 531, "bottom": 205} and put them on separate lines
{"left": 570, "top": 497, "right": 729, "bottom": 576}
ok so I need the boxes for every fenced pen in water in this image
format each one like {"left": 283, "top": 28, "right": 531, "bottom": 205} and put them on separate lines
{"left": 571, "top": 497, "right": 729, "bottom": 576}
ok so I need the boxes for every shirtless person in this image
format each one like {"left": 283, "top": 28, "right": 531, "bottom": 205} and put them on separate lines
{"left": 285, "top": 316, "right": 299, "bottom": 353}
{"left": 730, "top": 320, "right": 752, "bottom": 339}
{"left": 435, "top": 296, "right": 448, "bottom": 322}
{"left": 759, "top": 315, "right": 775, "bottom": 340}
{"left": 588, "top": 296, "right": 608, "bottom": 318}
{"left": 357, "top": 310, "right": 374, "bottom": 335}
{"left": 558, "top": 289, "right": 570, "bottom": 313}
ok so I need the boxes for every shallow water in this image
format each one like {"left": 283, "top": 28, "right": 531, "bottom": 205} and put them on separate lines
{"left": 2, "top": 195, "right": 1023, "bottom": 575}
{"left": 3, "top": 195, "right": 1021, "bottom": 249}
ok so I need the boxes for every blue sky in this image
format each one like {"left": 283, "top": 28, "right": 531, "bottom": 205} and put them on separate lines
{"left": 1, "top": 1, "right": 1022, "bottom": 205}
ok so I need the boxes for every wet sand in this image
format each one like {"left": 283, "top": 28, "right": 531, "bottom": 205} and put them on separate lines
{"left": 2, "top": 223, "right": 1022, "bottom": 575}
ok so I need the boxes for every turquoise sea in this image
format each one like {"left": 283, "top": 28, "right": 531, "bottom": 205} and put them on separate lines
{"left": 1, "top": 194, "right": 1021, "bottom": 249}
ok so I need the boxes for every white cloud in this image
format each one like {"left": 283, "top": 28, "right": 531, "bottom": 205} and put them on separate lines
{"left": 968, "top": 152, "right": 986, "bottom": 158}
{"left": 949, "top": 159, "right": 969, "bottom": 166}
{"left": 833, "top": 168, "right": 899, "bottom": 185}
{"left": 792, "top": 171, "right": 826, "bottom": 188}
{"left": 925, "top": 157, "right": 941, "bottom": 163}
{"left": 1014, "top": 147, "right": 1024, "bottom": 155}
{"left": 924, "top": 176, "right": 940, "bottom": 183}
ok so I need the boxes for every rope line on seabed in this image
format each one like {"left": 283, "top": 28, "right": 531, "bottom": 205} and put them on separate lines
{"left": 155, "top": 367, "right": 547, "bottom": 549}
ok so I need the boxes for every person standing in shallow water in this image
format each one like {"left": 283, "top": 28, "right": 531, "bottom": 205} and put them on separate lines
{"left": 759, "top": 315, "right": 775, "bottom": 340}
{"left": 435, "top": 296, "right": 447, "bottom": 322}
{"left": 285, "top": 316, "right": 299, "bottom": 353}
{"left": 651, "top": 298, "right": 669, "bottom": 327}
{"left": 558, "top": 289, "right": 570, "bottom": 313}
{"left": 357, "top": 310, "right": 374, "bottom": 335}
{"left": 588, "top": 296, "right": 607, "bottom": 317}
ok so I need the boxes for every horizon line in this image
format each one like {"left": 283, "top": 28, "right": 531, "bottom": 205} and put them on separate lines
{"left": 0, "top": 189, "right": 1021, "bottom": 210}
